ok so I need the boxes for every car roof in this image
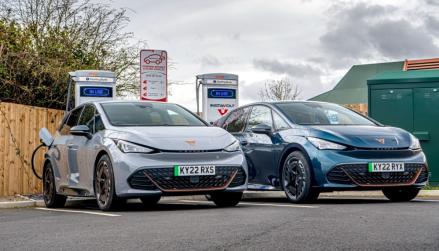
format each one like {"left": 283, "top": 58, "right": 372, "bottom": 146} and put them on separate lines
{"left": 238, "top": 100, "right": 335, "bottom": 108}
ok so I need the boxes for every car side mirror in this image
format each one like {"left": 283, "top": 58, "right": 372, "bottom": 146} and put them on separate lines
{"left": 70, "top": 125, "right": 92, "bottom": 139}
{"left": 251, "top": 123, "right": 272, "bottom": 135}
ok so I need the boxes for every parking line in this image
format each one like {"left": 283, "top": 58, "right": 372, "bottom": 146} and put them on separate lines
{"left": 178, "top": 200, "right": 319, "bottom": 208}
{"left": 35, "top": 207, "right": 121, "bottom": 217}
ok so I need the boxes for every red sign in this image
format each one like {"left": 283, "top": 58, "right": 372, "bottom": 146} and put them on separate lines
{"left": 140, "top": 50, "right": 168, "bottom": 102}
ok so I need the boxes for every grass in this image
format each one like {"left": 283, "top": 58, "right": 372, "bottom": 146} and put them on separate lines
{"left": 423, "top": 184, "right": 439, "bottom": 190}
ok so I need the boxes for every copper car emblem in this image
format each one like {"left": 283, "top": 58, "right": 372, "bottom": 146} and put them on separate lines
{"left": 185, "top": 139, "right": 196, "bottom": 146}
{"left": 375, "top": 138, "right": 385, "bottom": 144}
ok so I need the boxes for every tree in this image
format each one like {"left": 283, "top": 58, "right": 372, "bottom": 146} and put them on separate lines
{"left": 258, "top": 77, "right": 301, "bottom": 101}
{"left": 0, "top": 0, "right": 144, "bottom": 109}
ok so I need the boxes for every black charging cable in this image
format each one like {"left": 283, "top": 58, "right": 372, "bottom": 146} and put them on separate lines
{"left": 31, "top": 143, "right": 46, "bottom": 180}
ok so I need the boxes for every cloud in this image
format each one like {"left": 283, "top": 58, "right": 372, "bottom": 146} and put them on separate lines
{"left": 368, "top": 19, "right": 439, "bottom": 58}
{"left": 425, "top": 16, "right": 439, "bottom": 34}
{"left": 200, "top": 55, "right": 221, "bottom": 66}
{"left": 253, "top": 59, "right": 322, "bottom": 77}
{"left": 320, "top": 2, "right": 439, "bottom": 68}
{"left": 425, "top": 0, "right": 439, "bottom": 6}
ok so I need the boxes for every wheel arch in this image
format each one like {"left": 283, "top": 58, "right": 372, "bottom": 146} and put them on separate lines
{"left": 93, "top": 150, "right": 110, "bottom": 192}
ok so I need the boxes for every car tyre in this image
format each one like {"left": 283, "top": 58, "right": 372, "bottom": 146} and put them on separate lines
{"left": 94, "top": 154, "right": 121, "bottom": 211}
{"left": 382, "top": 187, "right": 420, "bottom": 202}
{"left": 140, "top": 195, "right": 161, "bottom": 206}
{"left": 43, "top": 162, "right": 67, "bottom": 208}
{"left": 209, "top": 192, "right": 243, "bottom": 207}
{"left": 282, "top": 151, "right": 319, "bottom": 203}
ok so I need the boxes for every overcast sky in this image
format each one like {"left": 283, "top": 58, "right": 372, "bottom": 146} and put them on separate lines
{"left": 107, "top": 0, "right": 439, "bottom": 110}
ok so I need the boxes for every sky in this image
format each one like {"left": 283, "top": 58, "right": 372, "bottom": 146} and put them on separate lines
{"left": 106, "top": 0, "right": 439, "bottom": 110}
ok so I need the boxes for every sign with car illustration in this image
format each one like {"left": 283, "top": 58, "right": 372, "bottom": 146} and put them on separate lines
{"left": 140, "top": 49, "right": 168, "bottom": 102}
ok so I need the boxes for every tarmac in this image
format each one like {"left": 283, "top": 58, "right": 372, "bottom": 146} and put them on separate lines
{"left": 1, "top": 190, "right": 438, "bottom": 209}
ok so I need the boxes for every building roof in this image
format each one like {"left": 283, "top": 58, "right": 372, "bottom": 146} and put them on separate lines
{"left": 309, "top": 61, "right": 404, "bottom": 104}
{"left": 403, "top": 58, "right": 439, "bottom": 71}
{"left": 368, "top": 69, "right": 439, "bottom": 85}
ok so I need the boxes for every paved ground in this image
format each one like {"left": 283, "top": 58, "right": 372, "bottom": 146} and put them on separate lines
{"left": 0, "top": 195, "right": 438, "bottom": 251}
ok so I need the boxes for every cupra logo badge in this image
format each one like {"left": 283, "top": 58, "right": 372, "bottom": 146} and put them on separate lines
{"left": 375, "top": 137, "right": 385, "bottom": 144}
{"left": 185, "top": 139, "right": 196, "bottom": 146}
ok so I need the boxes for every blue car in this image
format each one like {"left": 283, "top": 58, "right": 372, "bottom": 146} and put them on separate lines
{"left": 215, "top": 101, "right": 429, "bottom": 203}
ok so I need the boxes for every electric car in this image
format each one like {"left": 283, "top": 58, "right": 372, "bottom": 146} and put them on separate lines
{"left": 41, "top": 101, "right": 247, "bottom": 211}
{"left": 216, "top": 101, "right": 429, "bottom": 203}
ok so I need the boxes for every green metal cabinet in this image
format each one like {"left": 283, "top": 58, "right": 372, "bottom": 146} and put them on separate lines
{"left": 368, "top": 70, "right": 439, "bottom": 185}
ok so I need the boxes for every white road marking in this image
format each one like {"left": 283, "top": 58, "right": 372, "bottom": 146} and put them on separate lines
{"left": 178, "top": 200, "right": 318, "bottom": 208}
{"left": 35, "top": 207, "right": 121, "bottom": 217}
{"left": 413, "top": 199, "right": 439, "bottom": 203}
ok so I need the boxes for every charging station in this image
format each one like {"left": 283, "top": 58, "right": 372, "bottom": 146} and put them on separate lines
{"left": 196, "top": 73, "right": 239, "bottom": 123}
{"left": 67, "top": 70, "right": 116, "bottom": 110}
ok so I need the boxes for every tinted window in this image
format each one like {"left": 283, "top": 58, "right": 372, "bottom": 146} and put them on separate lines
{"left": 95, "top": 114, "right": 105, "bottom": 132}
{"left": 273, "top": 112, "right": 290, "bottom": 131}
{"left": 101, "top": 102, "right": 206, "bottom": 126}
{"left": 78, "top": 105, "right": 95, "bottom": 133}
{"left": 247, "top": 106, "right": 273, "bottom": 130}
{"left": 60, "top": 107, "right": 83, "bottom": 135}
{"left": 223, "top": 107, "right": 250, "bottom": 133}
{"left": 275, "top": 102, "right": 376, "bottom": 126}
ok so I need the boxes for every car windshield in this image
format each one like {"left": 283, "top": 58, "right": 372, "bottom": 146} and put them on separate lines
{"left": 275, "top": 102, "right": 376, "bottom": 126}
{"left": 101, "top": 102, "right": 206, "bottom": 126}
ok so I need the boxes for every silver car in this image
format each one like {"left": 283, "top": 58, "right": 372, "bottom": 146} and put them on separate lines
{"left": 40, "top": 101, "right": 247, "bottom": 211}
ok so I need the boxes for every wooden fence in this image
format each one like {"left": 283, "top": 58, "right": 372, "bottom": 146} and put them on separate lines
{"left": 345, "top": 103, "right": 368, "bottom": 116}
{"left": 0, "top": 102, "right": 64, "bottom": 196}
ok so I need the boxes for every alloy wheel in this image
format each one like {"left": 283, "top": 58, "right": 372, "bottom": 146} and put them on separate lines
{"left": 96, "top": 160, "right": 112, "bottom": 207}
{"left": 43, "top": 167, "right": 54, "bottom": 203}
{"left": 283, "top": 158, "right": 307, "bottom": 199}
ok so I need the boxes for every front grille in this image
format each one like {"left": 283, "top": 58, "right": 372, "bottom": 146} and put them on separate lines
{"left": 128, "top": 171, "right": 158, "bottom": 190}
{"left": 416, "top": 166, "right": 429, "bottom": 183}
{"left": 327, "top": 163, "right": 426, "bottom": 186}
{"left": 131, "top": 166, "right": 244, "bottom": 192}
{"left": 229, "top": 168, "right": 246, "bottom": 187}
{"left": 326, "top": 167, "right": 353, "bottom": 185}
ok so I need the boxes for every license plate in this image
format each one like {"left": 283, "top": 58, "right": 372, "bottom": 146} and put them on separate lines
{"left": 368, "top": 162, "right": 405, "bottom": 172}
{"left": 174, "top": 165, "right": 216, "bottom": 176}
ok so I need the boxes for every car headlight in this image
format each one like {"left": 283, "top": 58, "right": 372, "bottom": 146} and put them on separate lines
{"left": 223, "top": 140, "right": 241, "bottom": 152}
{"left": 115, "top": 140, "right": 155, "bottom": 153}
{"left": 409, "top": 135, "right": 421, "bottom": 150}
{"left": 307, "top": 137, "right": 347, "bottom": 150}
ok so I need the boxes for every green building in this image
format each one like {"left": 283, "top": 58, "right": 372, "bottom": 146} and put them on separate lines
{"left": 309, "top": 61, "right": 404, "bottom": 105}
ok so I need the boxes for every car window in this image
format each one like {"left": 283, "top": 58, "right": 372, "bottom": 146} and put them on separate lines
{"left": 223, "top": 107, "right": 250, "bottom": 133}
{"left": 273, "top": 111, "right": 290, "bottom": 131}
{"left": 275, "top": 102, "right": 375, "bottom": 126}
{"left": 246, "top": 106, "right": 273, "bottom": 130}
{"left": 101, "top": 102, "right": 206, "bottom": 126}
{"left": 60, "top": 106, "right": 83, "bottom": 135}
{"left": 95, "top": 113, "right": 105, "bottom": 132}
{"left": 78, "top": 105, "right": 95, "bottom": 133}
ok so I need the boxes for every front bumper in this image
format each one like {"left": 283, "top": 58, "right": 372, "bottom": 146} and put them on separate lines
{"left": 307, "top": 144, "right": 429, "bottom": 190}
{"left": 109, "top": 146, "right": 248, "bottom": 197}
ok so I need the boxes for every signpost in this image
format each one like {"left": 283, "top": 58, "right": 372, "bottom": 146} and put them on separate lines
{"left": 196, "top": 73, "right": 239, "bottom": 123}
{"left": 140, "top": 49, "right": 168, "bottom": 102}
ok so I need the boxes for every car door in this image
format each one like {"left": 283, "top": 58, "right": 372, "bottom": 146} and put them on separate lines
{"left": 241, "top": 105, "right": 277, "bottom": 187}
{"left": 56, "top": 106, "right": 83, "bottom": 188}
{"left": 67, "top": 104, "right": 98, "bottom": 191}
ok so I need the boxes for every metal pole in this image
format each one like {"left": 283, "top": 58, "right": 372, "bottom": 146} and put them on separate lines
{"left": 196, "top": 77, "right": 200, "bottom": 115}
{"left": 65, "top": 78, "right": 72, "bottom": 114}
